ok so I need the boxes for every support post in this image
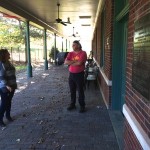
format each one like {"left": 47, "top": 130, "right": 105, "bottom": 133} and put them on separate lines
{"left": 44, "top": 29, "right": 48, "bottom": 70}
{"left": 66, "top": 39, "right": 67, "bottom": 52}
{"left": 69, "top": 40, "right": 70, "bottom": 51}
{"left": 62, "top": 37, "right": 63, "bottom": 52}
{"left": 26, "top": 21, "right": 32, "bottom": 78}
{"left": 54, "top": 33, "right": 56, "bottom": 64}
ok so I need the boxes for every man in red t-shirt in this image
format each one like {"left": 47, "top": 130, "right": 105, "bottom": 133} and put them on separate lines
{"left": 64, "top": 40, "right": 87, "bottom": 113}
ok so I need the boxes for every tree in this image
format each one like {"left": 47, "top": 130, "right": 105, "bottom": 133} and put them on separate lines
{"left": 0, "top": 20, "right": 24, "bottom": 48}
{"left": 0, "top": 14, "right": 45, "bottom": 62}
{"left": 0, "top": 15, "right": 44, "bottom": 48}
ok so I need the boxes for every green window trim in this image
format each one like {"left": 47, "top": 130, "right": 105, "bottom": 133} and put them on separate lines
{"left": 116, "top": 3, "right": 129, "bottom": 22}
{"left": 112, "top": 0, "right": 129, "bottom": 110}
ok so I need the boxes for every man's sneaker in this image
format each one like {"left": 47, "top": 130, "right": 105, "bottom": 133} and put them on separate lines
{"left": 0, "top": 121, "right": 6, "bottom": 127}
{"left": 67, "top": 105, "right": 76, "bottom": 111}
{"left": 79, "top": 106, "right": 85, "bottom": 113}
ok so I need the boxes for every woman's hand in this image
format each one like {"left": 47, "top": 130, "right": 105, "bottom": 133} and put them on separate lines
{"left": 6, "top": 86, "right": 12, "bottom": 92}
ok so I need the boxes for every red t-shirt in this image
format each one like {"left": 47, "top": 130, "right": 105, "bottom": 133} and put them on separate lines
{"left": 66, "top": 50, "right": 87, "bottom": 73}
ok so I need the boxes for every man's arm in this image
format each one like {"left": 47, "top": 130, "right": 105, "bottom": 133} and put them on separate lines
{"left": 71, "top": 51, "right": 87, "bottom": 66}
{"left": 64, "top": 51, "right": 87, "bottom": 66}
{"left": 64, "top": 59, "right": 83, "bottom": 66}
{"left": 64, "top": 52, "right": 75, "bottom": 65}
{"left": 70, "top": 60, "right": 83, "bottom": 66}
{"left": 64, "top": 59, "right": 76, "bottom": 65}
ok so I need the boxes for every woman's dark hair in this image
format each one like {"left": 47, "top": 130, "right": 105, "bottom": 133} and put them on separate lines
{"left": 73, "top": 40, "right": 82, "bottom": 49}
{"left": 0, "top": 49, "right": 9, "bottom": 62}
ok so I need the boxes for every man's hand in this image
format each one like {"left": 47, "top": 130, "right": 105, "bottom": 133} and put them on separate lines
{"left": 70, "top": 60, "right": 83, "bottom": 66}
{"left": 64, "top": 59, "right": 83, "bottom": 66}
{"left": 64, "top": 60, "right": 76, "bottom": 65}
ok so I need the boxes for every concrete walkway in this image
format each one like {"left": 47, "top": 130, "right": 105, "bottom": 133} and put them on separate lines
{"left": 0, "top": 64, "right": 119, "bottom": 150}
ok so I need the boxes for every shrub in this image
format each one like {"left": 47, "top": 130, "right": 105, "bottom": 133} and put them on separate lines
{"left": 49, "top": 46, "right": 59, "bottom": 60}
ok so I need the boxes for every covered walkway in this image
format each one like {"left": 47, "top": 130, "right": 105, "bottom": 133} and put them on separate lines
{"left": 0, "top": 65, "right": 119, "bottom": 150}
{"left": 0, "top": 0, "right": 150, "bottom": 149}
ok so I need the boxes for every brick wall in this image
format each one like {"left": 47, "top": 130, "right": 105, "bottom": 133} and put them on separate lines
{"left": 125, "top": 0, "right": 150, "bottom": 149}
{"left": 92, "top": 0, "right": 114, "bottom": 107}
{"left": 96, "top": 18, "right": 101, "bottom": 64}
{"left": 104, "top": 0, "right": 113, "bottom": 80}
{"left": 93, "top": 31, "right": 97, "bottom": 59}
{"left": 99, "top": 73, "right": 112, "bottom": 107}
{"left": 124, "top": 119, "right": 143, "bottom": 150}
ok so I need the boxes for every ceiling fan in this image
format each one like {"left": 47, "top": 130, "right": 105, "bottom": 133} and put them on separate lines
{"left": 69, "top": 27, "right": 80, "bottom": 37}
{"left": 55, "top": 3, "right": 71, "bottom": 26}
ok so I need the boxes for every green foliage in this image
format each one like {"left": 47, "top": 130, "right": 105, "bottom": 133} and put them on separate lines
{"left": 0, "top": 16, "right": 44, "bottom": 48}
{"left": 49, "top": 46, "right": 59, "bottom": 60}
{"left": 30, "top": 25, "right": 43, "bottom": 39}
{"left": 0, "top": 20, "right": 24, "bottom": 47}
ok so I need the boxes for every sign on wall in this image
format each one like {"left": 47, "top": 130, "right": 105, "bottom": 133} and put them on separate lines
{"left": 132, "top": 13, "right": 150, "bottom": 102}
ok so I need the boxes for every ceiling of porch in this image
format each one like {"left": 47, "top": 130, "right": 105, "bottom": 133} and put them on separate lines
{"left": 0, "top": 0, "right": 103, "bottom": 42}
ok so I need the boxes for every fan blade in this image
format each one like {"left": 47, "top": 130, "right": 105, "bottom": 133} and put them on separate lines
{"left": 61, "top": 22, "right": 67, "bottom": 26}
{"left": 63, "top": 21, "right": 71, "bottom": 24}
